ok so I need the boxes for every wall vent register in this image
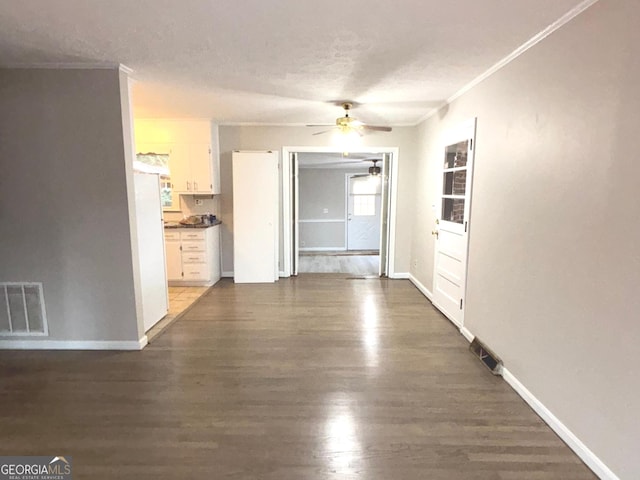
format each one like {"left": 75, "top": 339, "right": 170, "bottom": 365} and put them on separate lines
{"left": 0, "top": 283, "right": 49, "bottom": 336}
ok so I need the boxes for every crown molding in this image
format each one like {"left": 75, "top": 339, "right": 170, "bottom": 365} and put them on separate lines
{"left": 414, "top": 0, "right": 601, "bottom": 126}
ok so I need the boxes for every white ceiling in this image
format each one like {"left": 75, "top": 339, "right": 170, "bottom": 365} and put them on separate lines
{"left": 0, "top": 0, "right": 588, "bottom": 125}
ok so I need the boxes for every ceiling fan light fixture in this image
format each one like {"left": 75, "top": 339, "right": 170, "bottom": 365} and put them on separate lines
{"left": 369, "top": 165, "right": 381, "bottom": 176}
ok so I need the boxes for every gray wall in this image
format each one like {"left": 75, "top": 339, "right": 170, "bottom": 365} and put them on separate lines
{"left": 218, "top": 126, "right": 417, "bottom": 274}
{"left": 299, "top": 166, "right": 368, "bottom": 249}
{"left": 0, "top": 68, "right": 142, "bottom": 343}
{"left": 410, "top": 1, "right": 639, "bottom": 477}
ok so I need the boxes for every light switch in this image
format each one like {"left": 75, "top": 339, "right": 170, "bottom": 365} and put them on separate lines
{"left": 323, "top": 208, "right": 329, "bottom": 214}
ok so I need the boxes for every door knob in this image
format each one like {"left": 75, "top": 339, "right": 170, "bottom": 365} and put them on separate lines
{"left": 432, "top": 230, "right": 439, "bottom": 239}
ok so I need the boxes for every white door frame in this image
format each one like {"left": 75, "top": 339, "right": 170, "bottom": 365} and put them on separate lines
{"left": 431, "top": 118, "right": 477, "bottom": 331}
{"left": 282, "top": 146, "right": 399, "bottom": 278}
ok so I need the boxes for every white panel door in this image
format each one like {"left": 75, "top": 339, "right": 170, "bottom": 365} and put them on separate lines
{"left": 134, "top": 173, "right": 169, "bottom": 332}
{"left": 233, "top": 151, "right": 279, "bottom": 283}
{"left": 347, "top": 174, "right": 382, "bottom": 251}
{"left": 432, "top": 118, "right": 476, "bottom": 329}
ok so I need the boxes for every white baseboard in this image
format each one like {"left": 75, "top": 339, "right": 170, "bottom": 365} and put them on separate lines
{"left": 299, "top": 247, "right": 345, "bottom": 252}
{"left": 0, "top": 336, "right": 148, "bottom": 351}
{"left": 389, "top": 272, "right": 410, "bottom": 280}
{"left": 408, "top": 273, "right": 433, "bottom": 300}
{"left": 460, "top": 326, "right": 475, "bottom": 343}
{"left": 222, "top": 271, "right": 234, "bottom": 278}
{"left": 502, "top": 368, "right": 619, "bottom": 480}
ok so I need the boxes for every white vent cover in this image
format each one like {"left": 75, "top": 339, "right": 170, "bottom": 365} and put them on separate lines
{"left": 0, "top": 283, "right": 49, "bottom": 336}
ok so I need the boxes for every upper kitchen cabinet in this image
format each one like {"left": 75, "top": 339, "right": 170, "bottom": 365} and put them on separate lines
{"left": 134, "top": 119, "right": 221, "bottom": 195}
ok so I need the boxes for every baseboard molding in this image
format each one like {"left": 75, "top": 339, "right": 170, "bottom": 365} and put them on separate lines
{"left": 408, "top": 273, "right": 433, "bottom": 300}
{"left": 0, "top": 336, "right": 148, "bottom": 351}
{"left": 389, "top": 272, "right": 410, "bottom": 280}
{"left": 502, "top": 368, "right": 619, "bottom": 480}
{"left": 299, "top": 247, "right": 346, "bottom": 252}
{"left": 460, "top": 326, "right": 475, "bottom": 343}
{"left": 222, "top": 271, "right": 234, "bottom": 278}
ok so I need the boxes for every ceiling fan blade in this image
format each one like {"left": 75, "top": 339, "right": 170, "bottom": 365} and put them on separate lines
{"left": 362, "top": 125, "right": 393, "bottom": 132}
{"left": 306, "top": 124, "right": 335, "bottom": 127}
{"left": 311, "top": 129, "right": 334, "bottom": 136}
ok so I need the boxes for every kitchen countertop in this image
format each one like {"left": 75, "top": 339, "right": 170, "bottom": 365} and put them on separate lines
{"left": 164, "top": 219, "right": 222, "bottom": 229}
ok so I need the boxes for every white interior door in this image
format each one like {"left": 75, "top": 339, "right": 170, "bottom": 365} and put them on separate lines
{"left": 233, "top": 151, "right": 279, "bottom": 283}
{"left": 347, "top": 174, "right": 382, "bottom": 251}
{"left": 134, "top": 173, "right": 169, "bottom": 332}
{"left": 432, "top": 118, "right": 476, "bottom": 329}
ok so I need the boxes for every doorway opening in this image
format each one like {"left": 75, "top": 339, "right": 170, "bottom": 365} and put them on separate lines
{"left": 282, "top": 147, "right": 398, "bottom": 278}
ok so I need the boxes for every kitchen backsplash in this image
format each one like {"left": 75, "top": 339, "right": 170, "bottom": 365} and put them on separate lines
{"left": 163, "top": 195, "right": 219, "bottom": 221}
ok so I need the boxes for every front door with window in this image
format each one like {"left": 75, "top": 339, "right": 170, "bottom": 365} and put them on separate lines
{"left": 432, "top": 118, "right": 476, "bottom": 329}
{"left": 347, "top": 174, "right": 381, "bottom": 251}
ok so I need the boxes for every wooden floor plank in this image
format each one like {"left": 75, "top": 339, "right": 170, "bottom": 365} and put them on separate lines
{"left": 0, "top": 277, "right": 595, "bottom": 479}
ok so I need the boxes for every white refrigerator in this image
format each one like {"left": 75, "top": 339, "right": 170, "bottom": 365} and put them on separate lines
{"left": 134, "top": 172, "right": 169, "bottom": 331}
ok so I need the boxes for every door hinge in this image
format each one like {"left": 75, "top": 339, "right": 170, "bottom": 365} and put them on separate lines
{"left": 180, "top": 245, "right": 182, "bottom": 251}
{"left": 470, "top": 139, "right": 473, "bottom": 150}
{"left": 460, "top": 299, "right": 463, "bottom": 310}
{"left": 209, "top": 148, "right": 211, "bottom": 154}
{"left": 465, "top": 221, "right": 468, "bottom": 233}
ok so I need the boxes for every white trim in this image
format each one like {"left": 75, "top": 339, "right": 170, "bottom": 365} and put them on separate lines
{"left": 502, "top": 368, "right": 619, "bottom": 480}
{"left": 222, "top": 271, "right": 234, "bottom": 278}
{"left": 118, "top": 64, "right": 134, "bottom": 75}
{"left": 460, "top": 326, "right": 475, "bottom": 343}
{"left": 408, "top": 273, "right": 433, "bottom": 301}
{"left": 0, "top": 336, "right": 148, "bottom": 351}
{"left": 0, "top": 62, "right": 124, "bottom": 70}
{"left": 279, "top": 270, "right": 285, "bottom": 277}
{"left": 299, "top": 247, "right": 346, "bottom": 252}
{"left": 389, "top": 272, "right": 410, "bottom": 280}
{"left": 415, "top": 0, "right": 601, "bottom": 125}
{"left": 298, "top": 218, "right": 345, "bottom": 223}
{"left": 282, "top": 152, "right": 292, "bottom": 277}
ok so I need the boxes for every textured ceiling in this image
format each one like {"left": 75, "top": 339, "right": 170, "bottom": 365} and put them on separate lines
{"left": 0, "top": 0, "right": 589, "bottom": 125}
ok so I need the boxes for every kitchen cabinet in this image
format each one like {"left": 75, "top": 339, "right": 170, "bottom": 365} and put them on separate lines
{"left": 164, "top": 232, "right": 183, "bottom": 281}
{"left": 173, "top": 143, "right": 215, "bottom": 194}
{"left": 164, "top": 226, "right": 221, "bottom": 286}
{"left": 134, "top": 120, "right": 221, "bottom": 196}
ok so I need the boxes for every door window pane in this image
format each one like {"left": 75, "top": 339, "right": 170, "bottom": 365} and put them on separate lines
{"left": 444, "top": 140, "right": 469, "bottom": 168}
{"left": 442, "top": 169, "right": 467, "bottom": 196}
{"left": 353, "top": 195, "right": 375, "bottom": 216}
{"left": 442, "top": 198, "right": 465, "bottom": 224}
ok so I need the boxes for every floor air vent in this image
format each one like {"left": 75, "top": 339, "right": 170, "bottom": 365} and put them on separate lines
{"left": 469, "top": 337, "right": 502, "bottom": 375}
{"left": 0, "top": 283, "right": 49, "bottom": 336}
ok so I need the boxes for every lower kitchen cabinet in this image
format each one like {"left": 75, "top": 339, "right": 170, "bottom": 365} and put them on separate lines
{"left": 164, "top": 225, "right": 221, "bottom": 286}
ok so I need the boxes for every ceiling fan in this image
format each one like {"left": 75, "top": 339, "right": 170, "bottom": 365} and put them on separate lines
{"left": 307, "top": 103, "right": 392, "bottom": 136}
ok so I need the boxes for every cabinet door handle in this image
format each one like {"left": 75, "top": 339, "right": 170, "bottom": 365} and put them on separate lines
{"left": 187, "top": 181, "right": 191, "bottom": 191}
{"left": 194, "top": 181, "right": 198, "bottom": 191}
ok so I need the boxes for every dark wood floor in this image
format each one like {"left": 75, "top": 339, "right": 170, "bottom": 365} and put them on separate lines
{"left": 0, "top": 277, "right": 595, "bottom": 479}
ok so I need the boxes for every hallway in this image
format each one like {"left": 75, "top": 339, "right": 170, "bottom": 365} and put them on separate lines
{"left": 0, "top": 277, "right": 594, "bottom": 479}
